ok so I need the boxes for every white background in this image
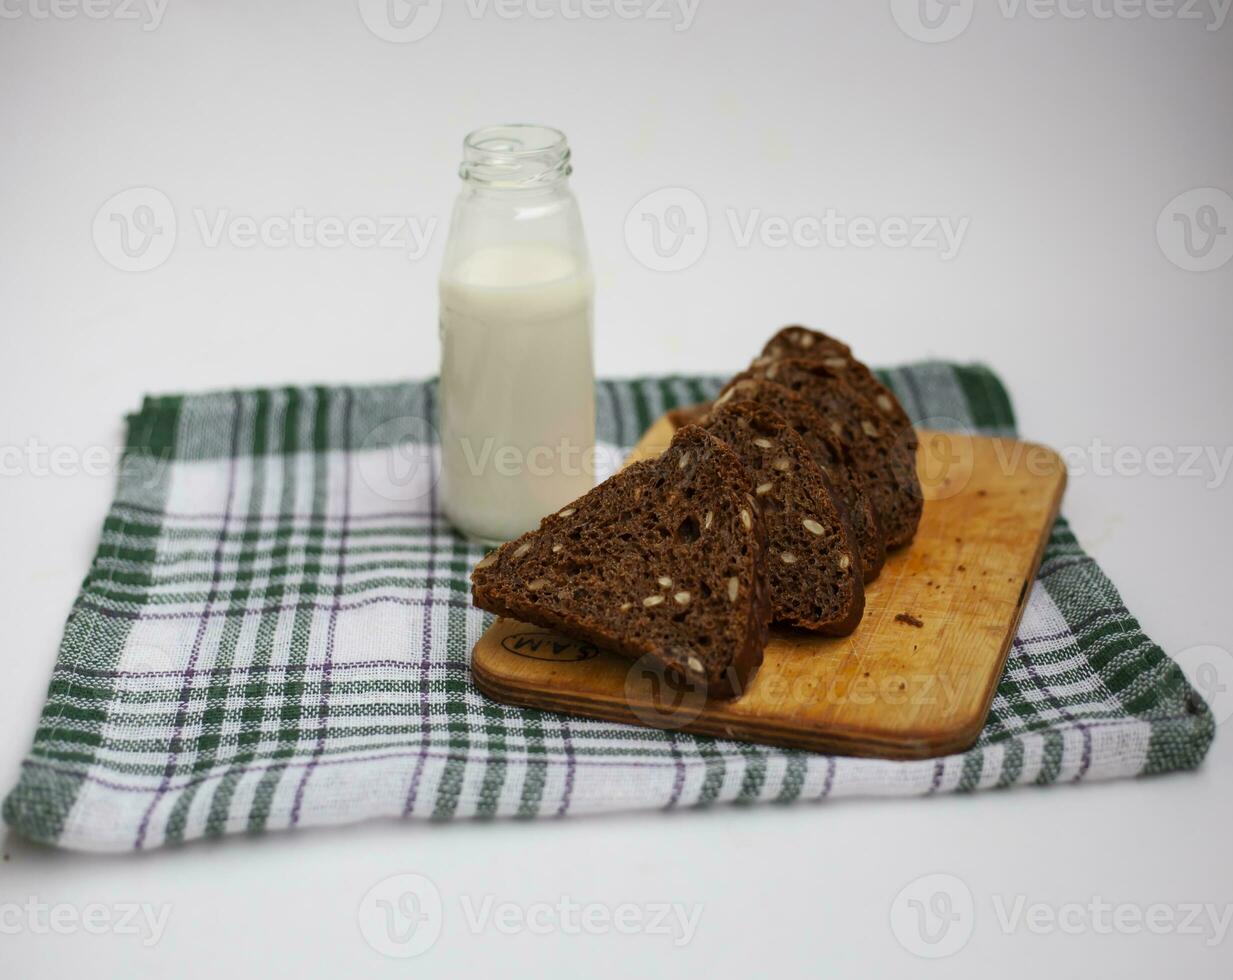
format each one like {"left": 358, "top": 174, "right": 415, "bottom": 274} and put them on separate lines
{"left": 2, "top": 0, "right": 1232, "bottom": 976}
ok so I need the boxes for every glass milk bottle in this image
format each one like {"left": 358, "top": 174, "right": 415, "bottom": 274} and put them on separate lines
{"left": 438, "top": 125, "right": 596, "bottom": 545}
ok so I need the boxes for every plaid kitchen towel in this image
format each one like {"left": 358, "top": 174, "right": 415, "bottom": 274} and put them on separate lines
{"left": 3, "top": 365, "right": 1214, "bottom": 851}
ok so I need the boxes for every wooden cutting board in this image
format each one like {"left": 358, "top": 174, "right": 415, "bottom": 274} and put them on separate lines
{"left": 471, "top": 416, "right": 1066, "bottom": 759}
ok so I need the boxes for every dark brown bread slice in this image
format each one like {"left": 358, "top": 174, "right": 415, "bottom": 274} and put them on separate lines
{"left": 725, "top": 358, "right": 923, "bottom": 549}
{"left": 758, "top": 326, "right": 917, "bottom": 451}
{"left": 700, "top": 402, "right": 864, "bottom": 634}
{"left": 711, "top": 379, "right": 885, "bottom": 582}
{"left": 762, "top": 325, "right": 852, "bottom": 359}
{"left": 471, "top": 425, "right": 772, "bottom": 698}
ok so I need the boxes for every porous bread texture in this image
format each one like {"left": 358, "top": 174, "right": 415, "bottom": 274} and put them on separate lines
{"left": 726, "top": 358, "right": 923, "bottom": 549}
{"left": 471, "top": 425, "right": 772, "bottom": 698}
{"left": 701, "top": 400, "right": 864, "bottom": 634}
{"left": 709, "top": 378, "right": 886, "bottom": 583}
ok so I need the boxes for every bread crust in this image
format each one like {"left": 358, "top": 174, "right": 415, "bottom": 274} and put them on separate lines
{"left": 759, "top": 325, "right": 918, "bottom": 453}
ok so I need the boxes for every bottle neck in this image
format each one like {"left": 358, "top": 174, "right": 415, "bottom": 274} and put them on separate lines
{"left": 459, "top": 124, "right": 572, "bottom": 191}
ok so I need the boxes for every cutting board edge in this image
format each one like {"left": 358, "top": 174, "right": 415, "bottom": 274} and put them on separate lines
{"left": 472, "top": 654, "right": 990, "bottom": 760}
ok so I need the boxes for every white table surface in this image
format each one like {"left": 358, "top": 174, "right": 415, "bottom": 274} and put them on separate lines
{"left": 2, "top": 2, "right": 1231, "bottom": 976}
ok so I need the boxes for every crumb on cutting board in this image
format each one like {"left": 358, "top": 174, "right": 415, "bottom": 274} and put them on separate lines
{"left": 895, "top": 613, "right": 924, "bottom": 628}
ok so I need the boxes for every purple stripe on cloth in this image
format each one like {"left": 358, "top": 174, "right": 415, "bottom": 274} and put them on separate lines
{"left": 1002, "top": 606, "right": 1128, "bottom": 651}
{"left": 817, "top": 756, "right": 837, "bottom": 800}
{"left": 55, "top": 657, "right": 469, "bottom": 681}
{"left": 22, "top": 750, "right": 692, "bottom": 797}
{"left": 403, "top": 383, "right": 438, "bottom": 818}
{"left": 997, "top": 605, "right": 1129, "bottom": 659}
{"left": 111, "top": 501, "right": 437, "bottom": 524}
{"left": 23, "top": 713, "right": 1182, "bottom": 804}
{"left": 290, "top": 391, "right": 355, "bottom": 826}
{"left": 134, "top": 392, "right": 244, "bottom": 850}
{"left": 1013, "top": 636, "right": 1092, "bottom": 782}
{"left": 663, "top": 731, "right": 686, "bottom": 810}
{"left": 926, "top": 759, "right": 946, "bottom": 795}
{"left": 77, "top": 593, "right": 474, "bottom": 622}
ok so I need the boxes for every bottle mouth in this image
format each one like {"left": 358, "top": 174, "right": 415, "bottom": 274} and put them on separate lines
{"left": 460, "top": 124, "right": 572, "bottom": 187}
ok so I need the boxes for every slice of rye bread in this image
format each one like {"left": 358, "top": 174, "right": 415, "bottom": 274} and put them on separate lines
{"left": 710, "top": 379, "right": 886, "bottom": 582}
{"left": 700, "top": 401, "right": 864, "bottom": 634}
{"left": 758, "top": 326, "right": 917, "bottom": 451}
{"left": 471, "top": 425, "right": 772, "bottom": 698}
{"left": 725, "top": 358, "right": 923, "bottom": 549}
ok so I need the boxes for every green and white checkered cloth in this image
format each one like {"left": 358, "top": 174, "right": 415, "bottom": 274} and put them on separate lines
{"left": 3, "top": 365, "right": 1214, "bottom": 851}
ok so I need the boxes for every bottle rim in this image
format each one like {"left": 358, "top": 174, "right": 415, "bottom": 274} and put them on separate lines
{"left": 460, "top": 124, "right": 572, "bottom": 187}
